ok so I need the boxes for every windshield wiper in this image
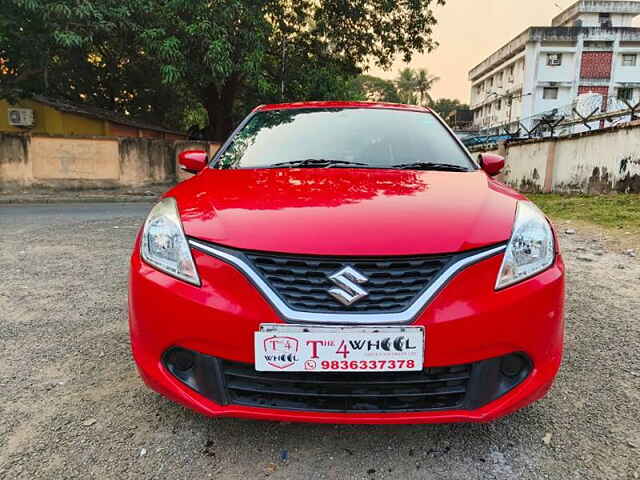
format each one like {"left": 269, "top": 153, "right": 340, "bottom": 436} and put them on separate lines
{"left": 268, "top": 159, "right": 369, "bottom": 169}
{"left": 391, "top": 162, "right": 471, "bottom": 172}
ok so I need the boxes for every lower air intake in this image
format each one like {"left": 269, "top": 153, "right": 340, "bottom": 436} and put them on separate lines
{"left": 221, "top": 360, "right": 470, "bottom": 413}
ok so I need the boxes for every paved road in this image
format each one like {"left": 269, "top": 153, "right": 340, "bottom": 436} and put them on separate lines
{"left": 0, "top": 203, "right": 151, "bottom": 232}
{"left": 0, "top": 203, "right": 638, "bottom": 479}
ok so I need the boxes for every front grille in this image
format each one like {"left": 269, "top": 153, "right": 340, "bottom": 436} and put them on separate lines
{"left": 163, "top": 348, "right": 532, "bottom": 414}
{"left": 245, "top": 252, "right": 455, "bottom": 313}
{"left": 221, "top": 360, "right": 470, "bottom": 413}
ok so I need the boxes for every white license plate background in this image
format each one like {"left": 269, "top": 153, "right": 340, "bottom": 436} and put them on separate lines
{"left": 254, "top": 324, "right": 424, "bottom": 372}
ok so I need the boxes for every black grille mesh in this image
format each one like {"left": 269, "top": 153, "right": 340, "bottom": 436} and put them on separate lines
{"left": 222, "top": 360, "right": 471, "bottom": 413}
{"left": 245, "top": 253, "right": 454, "bottom": 313}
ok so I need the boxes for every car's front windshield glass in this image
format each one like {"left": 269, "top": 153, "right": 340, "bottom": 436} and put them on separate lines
{"left": 215, "top": 108, "right": 475, "bottom": 170}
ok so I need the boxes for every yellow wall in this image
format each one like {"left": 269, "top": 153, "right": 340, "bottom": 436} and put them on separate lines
{"left": 0, "top": 99, "right": 108, "bottom": 136}
{"left": 31, "top": 137, "right": 120, "bottom": 181}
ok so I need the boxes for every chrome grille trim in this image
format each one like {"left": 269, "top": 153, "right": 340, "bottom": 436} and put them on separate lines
{"left": 246, "top": 254, "right": 454, "bottom": 313}
{"left": 188, "top": 239, "right": 506, "bottom": 325}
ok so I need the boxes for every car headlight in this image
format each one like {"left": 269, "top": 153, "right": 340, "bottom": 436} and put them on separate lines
{"left": 496, "top": 201, "right": 555, "bottom": 289}
{"left": 141, "top": 197, "right": 200, "bottom": 286}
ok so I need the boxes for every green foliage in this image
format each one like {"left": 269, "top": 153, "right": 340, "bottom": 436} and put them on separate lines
{"left": 353, "top": 75, "right": 401, "bottom": 103}
{"left": 1, "top": 0, "right": 445, "bottom": 138}
{"left": 415, "top": 69, "right": 440, "bottom": 107}
{"left": 395, "top": 67, "right": 439, "bottom": 106}
{"left": 529, "top": 194, "right": 640, "bottom": 233}
{"left": 182, "top": 104, "right": 208, "bottom": 131}
{"left": 395, "top": 68, "right": 418, "bottom": 105}
{"left": 431, "top": 98, "right": 469, "bottom": 120}
{"left": 0, "top": 0, "right": 188, "bottom": 128}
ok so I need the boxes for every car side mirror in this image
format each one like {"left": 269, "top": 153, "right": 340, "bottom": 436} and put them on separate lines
{"left": 179, "top": 150, "right": 208, "bottom": 174}
{"left": 479, "top": 153, "right": 505, "bottom": 177}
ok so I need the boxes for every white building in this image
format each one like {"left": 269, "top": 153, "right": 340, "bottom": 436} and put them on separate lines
{"left": 469, "top": 0, "right": 640, "bottom": 133}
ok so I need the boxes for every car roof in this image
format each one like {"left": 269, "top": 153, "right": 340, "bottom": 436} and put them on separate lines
{"left": 253, "top": 101, "right": 432, "bottom": 114}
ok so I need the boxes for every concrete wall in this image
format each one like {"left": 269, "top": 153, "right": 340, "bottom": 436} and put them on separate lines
{"left": 476, "top": 120, "right": 640, "bottom": 193}
{"left": 552, "top": 124, "right": 640, "bottom": 192}
{"left": 500, "top": 141, "right": 552, "bottom": 192}
{"left": 0, "top": 134, "right": 31, "bottom": 188}
{"left": 6, "top": 126, "right": 639, "bottom": 194}
{"left": 0, "top": 134, "right": 220, "bottom": 191}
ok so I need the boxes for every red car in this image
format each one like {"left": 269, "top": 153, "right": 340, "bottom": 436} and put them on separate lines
{"left": 129, "top": 101, "right": 564, "bottom": 424}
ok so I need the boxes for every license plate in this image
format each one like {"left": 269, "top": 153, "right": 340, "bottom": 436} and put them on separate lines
{"left": 254, "top": 324, "right": 424, "bottom": 372}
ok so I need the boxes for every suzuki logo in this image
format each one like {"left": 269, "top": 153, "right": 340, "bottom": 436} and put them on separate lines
{"left": 327, "top": 266, "right": 369, "bottom": 306}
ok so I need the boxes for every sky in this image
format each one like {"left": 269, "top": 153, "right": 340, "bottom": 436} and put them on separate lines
{"left": 370, "top": 0, "right": 639, "bottom": 104}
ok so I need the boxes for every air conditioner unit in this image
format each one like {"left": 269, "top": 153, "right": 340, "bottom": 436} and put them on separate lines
{"left": 549, "top": 57, "right": 561, "bottom": 66}
{"left": 8, "top": 108, "right": 35, "bottom": 127}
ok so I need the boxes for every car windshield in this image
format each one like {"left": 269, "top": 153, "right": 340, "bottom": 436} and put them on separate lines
{"left": 215, "top": 108, "right": 475, "bottom": 170}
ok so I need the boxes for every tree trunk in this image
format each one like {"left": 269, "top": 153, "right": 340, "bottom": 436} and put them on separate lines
{"left": 204, "top": 75, "right": 241, "bottom": 142}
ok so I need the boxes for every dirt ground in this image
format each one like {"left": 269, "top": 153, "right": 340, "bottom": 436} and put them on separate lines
{"left": 0, "top": 203, "right": 638, "bottom": 479}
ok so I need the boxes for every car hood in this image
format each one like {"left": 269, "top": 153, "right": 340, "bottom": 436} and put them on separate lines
{"left": 171, "top": 168, "right": 523, "bottom": 256}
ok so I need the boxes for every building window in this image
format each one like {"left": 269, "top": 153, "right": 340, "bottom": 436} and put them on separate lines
{"left": 488, "top": 77, "right": 494, "bottom": 87}
{"left": 496, "top": 100, "right": 502, "bottom": 111}
{"left": 497, "top": 72, "right": 503, "bottom": 87}
{"left": 599, "top": 13, "right": 611, "bottom": 28}
{"left": 622, "top": 54, "right": 637, "bottom": 67}
{"left": 618, "top": 88, "right": 634, "bottom": 102}
{"left": 543, "top": 87, "right": 559, "bottom": 100}
{"left": 508, "top": 65, "right": 515, "bottom": 80}
{"left": 547, "top": 53, "right": 562, "bottom": 66}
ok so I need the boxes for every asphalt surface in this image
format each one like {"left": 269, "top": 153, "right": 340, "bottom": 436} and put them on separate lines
{"left": 0, "top": 202, "right": 152, "bottom": 230}
{"left": 0, "top": 202, "right": 638, "bottom": 479}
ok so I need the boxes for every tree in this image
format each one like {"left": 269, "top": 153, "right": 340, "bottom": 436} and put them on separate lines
{"left": 395, "top": 67, "right": 439, "bottom": 106}
{"left": 431, "top": 98, "right": 469, "bottom": 120}
{"left": 352, "top": 75, "right": 401, "bottom": 103}
{"left": 0, "top": 0, "right": 190, "bottom": 129}
{"left": 415, "top": 68, "right": 440, "bottom": 107}
{"left": 1, "top": 0, "right": 446, "bottom": 140}
{"left": 395, "top": 68, "right": 418, "bottom": 105}
{"left": 142, "top": 0, "right": 446, "bottom": 139}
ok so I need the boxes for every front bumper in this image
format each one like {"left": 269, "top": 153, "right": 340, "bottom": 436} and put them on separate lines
{"left": 128, "top": 238, "right": 565, "bottom": 424}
